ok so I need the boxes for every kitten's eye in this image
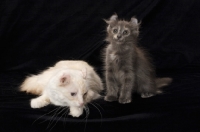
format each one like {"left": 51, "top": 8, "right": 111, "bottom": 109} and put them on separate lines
{"left": 113, "top": 29, "right": 118, "bottom": 34}
{"left": 71, "top": 93, "right": 77, "bottom": 96}
{"left": 123, "top": 30, "right": 128, "bottom": 35}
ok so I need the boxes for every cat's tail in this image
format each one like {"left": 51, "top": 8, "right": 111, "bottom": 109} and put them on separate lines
{"left": 20, "top": 75, "right": 44, "bottom": 95}
{"left": 155, "top": 77, "right": 172, "bottom": 90}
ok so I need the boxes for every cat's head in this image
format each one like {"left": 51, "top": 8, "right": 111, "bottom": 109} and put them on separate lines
{"left": 47, "top": 69, "right": 101, "bottom": 108}
{"left": 105, "top": 14, "right": 140, "bottom": 44}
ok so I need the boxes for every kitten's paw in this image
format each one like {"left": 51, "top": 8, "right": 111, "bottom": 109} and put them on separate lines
{"left": 141, "top": 93, "right": 154, "bottom": 98}
{"left": 69, "top": 107, "right": 83, "bottom": 117}
{"left": 104, "top": 95, "right": 118, "bottom": 102}
{"left": 118, "top": 97, "right": 132, "bottom": 104}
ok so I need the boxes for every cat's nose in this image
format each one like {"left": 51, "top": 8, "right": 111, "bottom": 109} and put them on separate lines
{"left": 117, "top": 35, "right": 121, "bottom": 39}
{"left": 79, "top": 102, "right": 84, "bottom": 106}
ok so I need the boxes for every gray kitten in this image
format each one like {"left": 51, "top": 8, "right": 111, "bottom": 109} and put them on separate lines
{"left": 103, "top": 14, "right": 172, "bottom": 104}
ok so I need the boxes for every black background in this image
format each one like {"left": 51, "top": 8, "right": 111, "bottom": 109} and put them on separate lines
{"left": 0, "top": 0, "right": 200, "bottom": 132}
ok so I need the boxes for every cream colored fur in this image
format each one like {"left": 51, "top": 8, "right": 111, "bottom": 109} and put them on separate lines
{"left": 20, "top": 60, "right": 103, "bottom": 117}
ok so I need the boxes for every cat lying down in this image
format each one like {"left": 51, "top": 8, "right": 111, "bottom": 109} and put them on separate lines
{"left": 20, "top": 60, "right": 104, "bottom": 117}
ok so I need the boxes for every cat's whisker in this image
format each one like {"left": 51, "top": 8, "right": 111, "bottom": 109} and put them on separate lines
{"left": 90, "top": 103, "right": 103, "bottom": 127}
{"left": 46, "top": 107, "right": 63, "bottom": 129}
{"left": 82, "top": 106, "right": 88, "bottom": 121}
{"left": 83, "top": 105, "right": 89, "bottom": 132}
{"left": 63, "top": 107, "right": 69, "bottom": 128}
{"left": 48, "top": 107, "right": 67, "bottom": 131}
{"left": 47, "top": 107, "right": 65, "bottom": 130}
{"left": 39, "top": 107, "right": 62, "bottom": 125}
{"left": 32, "top": 106, "right": 61, "bottom": 125}
{"left": 92, "top": 102, "right": 104, "bottom": 111}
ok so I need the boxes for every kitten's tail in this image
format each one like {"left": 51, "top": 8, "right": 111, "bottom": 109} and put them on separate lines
{"left": 155, "top": 77, "right": 172, "bottom": 89}
{"left": 20, "top": 75, "right": 44, "bottom": 95}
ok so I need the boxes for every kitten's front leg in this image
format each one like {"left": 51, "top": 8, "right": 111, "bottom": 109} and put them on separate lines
{"left": 69, "top": 106, "right": 83, "bottom": 117}
{"left": 104, "top": 70, "right": 119, "bottom": 102}
{"left": 119, "top": 72, "right": 134, "bottom": 104}
{"left": 31, "top": 94, "right": 50, "bottom": 108}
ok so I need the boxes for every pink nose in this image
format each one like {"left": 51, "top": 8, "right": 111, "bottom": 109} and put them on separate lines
{"left": 79, "top": 102, "right": 84, "bottom": 106}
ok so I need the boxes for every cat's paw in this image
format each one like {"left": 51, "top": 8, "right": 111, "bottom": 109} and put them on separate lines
{"left": 30, "top": 97, "right": 49, "bottom": 108}
{"left": 118, "top": 97, "right": 132, "bottom": 104}
{"left": 31, "top": 99, "right": 43, "bottom": 108}
{"left": 69, "top": 107, "right": 83, "bottom": 117}
{"left": 104, "top": 95, "right": 118, "bottom": 102}
{"left": 141, "top": 93, "right": 154, "bottom": 98}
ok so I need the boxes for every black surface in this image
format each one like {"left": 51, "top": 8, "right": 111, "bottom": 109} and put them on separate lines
{"left": 1, "top": 0, "right": 200, "bottom": 131}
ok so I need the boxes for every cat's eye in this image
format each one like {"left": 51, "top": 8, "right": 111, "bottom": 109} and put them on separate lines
{"left": 123, "top": 30, "right": 128, "bottom": 35}
{"left": 83, "top": 92, "right": 87, "bottom": 96}
{"left": 71, "top": 92, "right": 77, "bottom": 96}
{"left": 113, "top": 29, "right": 118, "bottom": 33}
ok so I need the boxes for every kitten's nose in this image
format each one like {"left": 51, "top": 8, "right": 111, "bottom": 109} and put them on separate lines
{"left": 117, "top": 35, "right": 121, "bottom": 39}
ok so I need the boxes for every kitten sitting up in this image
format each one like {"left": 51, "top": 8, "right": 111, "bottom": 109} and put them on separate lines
{"left": 103, "top": 14, "right": 172, "bottom": 104}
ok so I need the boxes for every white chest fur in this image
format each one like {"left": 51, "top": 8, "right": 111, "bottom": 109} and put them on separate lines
{"left": 110, "top": 53, "right": 116, "bottom": 60}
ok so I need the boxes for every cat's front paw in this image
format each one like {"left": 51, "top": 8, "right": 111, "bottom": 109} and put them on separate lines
{"left": 30, "top": 97, "right": 50, "bottom": 108}
{"left": 118, "top": 97, "right": 132, "bottom": 104}
{"left": 31, "top": 99, "right": 44, "bottom": 108}
{"left": 104, "top": 95, "right": 118, "bottom": 102}
{"left": 69, "top": 107, "right": 83, "bottom": 117}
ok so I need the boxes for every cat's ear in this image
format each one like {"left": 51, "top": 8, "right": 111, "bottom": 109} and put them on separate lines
{"left": 130, "top": 17, "right": 138, "bottom": 25}
{"left": 104, "top": 14, "right": 118, "bottom": 24}
{"left": 81, "top": 68, "right": 87, "bottom": 79}
{"left": 59, "top": 74, "right": 70, "bottom": 86}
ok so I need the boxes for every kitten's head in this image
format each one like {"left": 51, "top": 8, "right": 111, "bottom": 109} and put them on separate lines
{"left": 105, "top": 14, "right": 140, "bottom": 44}
{"left": 47, "top": 69, "right": 101, "bottom": 108}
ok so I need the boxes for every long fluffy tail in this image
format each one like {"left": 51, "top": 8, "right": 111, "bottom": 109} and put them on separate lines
{"left": 156, "top": 77, "right": 172, "bottom": 89}
{"left": 20, "top": 75, "right": 44, "bottom": 95}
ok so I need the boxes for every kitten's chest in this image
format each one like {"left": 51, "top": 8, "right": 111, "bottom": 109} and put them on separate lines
{"left": 110, "top": 53, "right": 117, "bottom": 60}
{"left": 109, "top": 51, "right": 130, "bottom": 64}
{"left": 107, "top": 45, "right": 133, "bottom": 66}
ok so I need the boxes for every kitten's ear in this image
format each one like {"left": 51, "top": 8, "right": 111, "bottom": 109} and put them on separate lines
{"left": 59, "top": 74, "right": 70, "bottom": 86}
{"left": 104, "top": 14, "right": 118, "bottom": 24}
{"left": 81, "top": 68, "right": 87, "bottom": 79}
{"left": 130, "top": 17, "right": 139, "bottom": 25}
{"left": 109, "top": 14, "right": 118, "bottom": 21}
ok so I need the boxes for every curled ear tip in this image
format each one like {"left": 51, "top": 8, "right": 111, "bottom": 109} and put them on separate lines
{"left": 131, "top": 17, "right": 139, "bottom": 24}
{"left": 110, "top": 14, "right": 118, "bottom": 20}
{"left": 131, "top": 17, "right": 138, "bottom": 20}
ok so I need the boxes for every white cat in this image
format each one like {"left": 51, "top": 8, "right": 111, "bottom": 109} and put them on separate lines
{"left": 20, "top": 60, "right": 104, "bottom": 117}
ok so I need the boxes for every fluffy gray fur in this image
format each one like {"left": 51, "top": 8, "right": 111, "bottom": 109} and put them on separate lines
{"left": 103, "top": 14, "right": 172, "bottom": 104}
